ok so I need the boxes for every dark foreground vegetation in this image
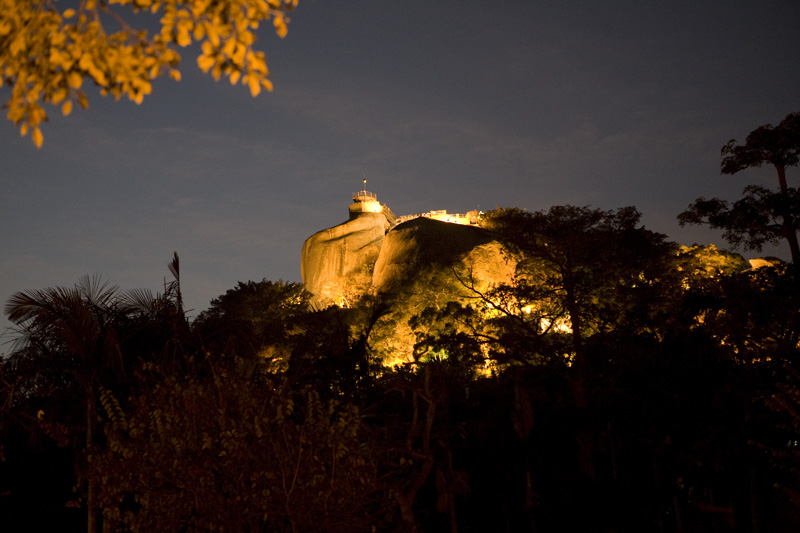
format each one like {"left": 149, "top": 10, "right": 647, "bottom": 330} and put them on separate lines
{"left": 2, "top": 235, "right": 799, "bottom": 533}
{"left": 1, "top": 113, "right": 799, "bottom": 532}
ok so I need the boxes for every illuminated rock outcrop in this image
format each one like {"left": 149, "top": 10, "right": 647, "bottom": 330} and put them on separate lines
{"left": 372, "top": 216, "right": 514, "bottom": 296}
{"left": 301, "top": 182, "right": 513, "bottom": 307}
{"left": 301, "top": 184, "right": 514, "bottom": 313}
{"left": 301, "top": 183, "right": 399, "bottom": 308}
{"left": 301, "top": 211, "right": 389, "bottom": 308}
{"left": 301, "top": 186, "right": 518, "bottom": 365}
{"left": 368, "top": 217, "right": 516, "bottom": 365}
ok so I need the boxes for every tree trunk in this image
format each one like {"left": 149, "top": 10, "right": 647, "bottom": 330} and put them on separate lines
{"left": 87, "top": 397, "right": 97, "bottom": 533}
{"left": 565, "top": 293, "right": 595, "bottom": 480}
{"left": 398, "top": 367, "right": 438, "bottom": 532}
{"left": 776, "top": 165, "right": 800, "bottom": 263}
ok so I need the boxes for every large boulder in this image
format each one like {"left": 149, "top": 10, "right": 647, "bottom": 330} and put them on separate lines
{"left": 372, "top": 217, "right": 514, "bottom": 296}
{"left": 368, "top": 217, "right": 516, "bottom": 365}
{"left": 301, "top": 212, "right": 389, "bottom": 308}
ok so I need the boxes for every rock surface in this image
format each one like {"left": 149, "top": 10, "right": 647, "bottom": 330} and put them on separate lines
{"left": 367, "top": 217, "right": 515, "bottom": 365}
{"left": 301, "top": 212, "right": 516, "bottom": 313}
{"left": 301, "top": 213, "right": 515, "bottom": 365}
{"left": 372, "top": 217, "right": 514, "bottom": 296}
{"left": 748, "top": 256, "right": 784, "bottom": 269}
{"left": 301, "top": 212, "right": 389, "bottom": 308}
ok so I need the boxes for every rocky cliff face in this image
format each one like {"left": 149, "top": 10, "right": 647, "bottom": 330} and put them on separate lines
{"left": 301, "top": 212, "right": 389, "bottom": 308}
{"left": 302, "top": 213, "right": 516, "bottom": 308}
{"left": 372, "top": 217, "right": 514, "bottom": 296}
{"left": 301, "top": 213, "right": 516, "bottom": 364}
{"left": 367, "top": 217, "right": 515, "bottom": 365}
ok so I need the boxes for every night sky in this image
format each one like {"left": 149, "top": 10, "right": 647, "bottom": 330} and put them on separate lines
{"left": 1, "top": 0, "right": 798, "bottom": 338}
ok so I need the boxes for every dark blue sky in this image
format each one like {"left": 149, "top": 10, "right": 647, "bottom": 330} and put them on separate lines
{"left": 1, "top": 0, "right": 798, "bottom": 337}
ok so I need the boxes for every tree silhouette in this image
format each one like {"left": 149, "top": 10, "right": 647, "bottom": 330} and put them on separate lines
{"left": 3, "top": 254, "right": 189, "bottom": 533}
{"left": 5, "top": 212, "right": 800, "bottom": 530}
{"left": 680, "top": 111, "right": 800, "bottom": 262}
{"left": 5, "top": 275, "right": 126, "bottom": 533}
{"left": 194, "top": 279, "right": 310, "bottom": 364}
{"left": 479, "top": 205, "right": 676, "bottom": 481}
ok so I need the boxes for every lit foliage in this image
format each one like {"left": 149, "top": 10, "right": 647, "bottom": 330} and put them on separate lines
{"left": 410, "top": 300, "right": 492, "bottom": 370}
{"left": 675, "top": 244, "right": 749, "bottom": 280}
{"left": 0, "top": 0, "right": 298, "bottom": 146}
{"left": 370, "top": 265, "right": 478, "bottom": 367}
{"left": 401, "top": 206, "right": 681, "bottom": 371}
{"left": 481, "top": 206, "right": 677, "bottom": 347}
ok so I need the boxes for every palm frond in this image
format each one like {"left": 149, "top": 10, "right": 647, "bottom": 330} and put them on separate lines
{"left": 76, "top": 274, "right": 119, "bottom": 308}
{"left": 118, "top": 288, "right": 158, "bottom": 314}
{"left": 168, "top": 252, "right": 180, "bottom": 284}
{"left": 166, "top": 252, "right": 184, "bottom": 312}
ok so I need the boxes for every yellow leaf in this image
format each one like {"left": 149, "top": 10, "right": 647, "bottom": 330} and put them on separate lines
{"left": 232, "top": 42, "right": 246, "bottom": 67}
{"left": 261, "top": 78, "right": 273, "bottom": 92}
{"left": 32, "top": 127, "right": 43, "bottom": 148}
{"left": 10, "top": 33, "right": 26, "bottom": 57}
{"left": 206, "top": 21, "right": 220, "bottom": 47}
{"left": 169, "top": 69, "right": 181, "bottom": 81}
{"left": 229, "top": 70, "right": 241, "bottom": 85}
{"left": 63, "top": 9, "right": 76, "bottom": 19}
{"left": 176, "top": 20, "right": 192, "bottom": 47}
{"left": 68, "top": 71, "right": 83, "bottom": 89}
{"left": 273, "top": 15, "right": 288, "bottom": 38}
{"left": 197, "top": 55, "right": 215, "bottom": 72}
{"left": 177, "top": 30, "right": 191, "bottom": 47}
{"left": 51, "top": 88, "right": 68, "bottom": 105}
{"left": 248, "top": 75, "right": 261, "bottom": 97}
{"left": 29, "top": 107, "right": 45, "bottom": 127}
{"left": 50, "top": 48, "right": 67, "bottom": 66}
{"left": 20, "top": 123, "right": 29, "bottom": 136}
{"left": 222, "top": 37, "right": 236, "bottom": 57}
{"left": 62, "top": 100, "right": 72, "bottom": 116}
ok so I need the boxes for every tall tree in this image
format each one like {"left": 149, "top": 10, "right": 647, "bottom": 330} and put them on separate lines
{"left": 482, "top": 205, "right": 675, "bottom": 367}
{"left": 3, "top": 254, "right": 189, "bottom": 533}
{"left": 193, "top": 279, "right": 310, "bottom": 363}
{"left": 5, "top": 275, "right": 125, "bottom": 533}
{"left": 480, "top": 205, "right": 676, "bottom": 479}
{"left": 680, "top": 111, "right": 800, "bottom": 262}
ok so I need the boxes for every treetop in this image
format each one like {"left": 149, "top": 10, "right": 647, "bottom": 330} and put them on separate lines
{"left": 721, "top": 111, "right": 800, "bottom": 174}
